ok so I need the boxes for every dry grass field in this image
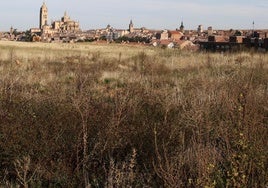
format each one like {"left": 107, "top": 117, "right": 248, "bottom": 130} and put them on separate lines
{"left": 0, "top": 41, "right": 267, "bottom": 187}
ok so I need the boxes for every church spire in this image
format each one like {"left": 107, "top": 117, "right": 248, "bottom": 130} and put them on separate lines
{"left": 129, "top": 19, "right": 134, "bottom": 33}
{"left": 180, "top": 20, "right": 184, "bottom": 33}
{"left": 42, "top": 1, "right": 47, "bottom": 8}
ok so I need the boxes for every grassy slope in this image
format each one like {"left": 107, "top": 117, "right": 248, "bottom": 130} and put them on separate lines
{"left": 0, "top": 41, "right": 267, "bottom": 187}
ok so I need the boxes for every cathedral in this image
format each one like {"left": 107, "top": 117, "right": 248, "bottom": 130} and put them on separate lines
{"left": 39, "top": 2, "right": 80, "bottom": 35}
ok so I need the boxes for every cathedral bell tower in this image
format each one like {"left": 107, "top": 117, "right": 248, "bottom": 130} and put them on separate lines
{"left": 40, "top": 2, "right": 48, "bottom": 29}
{"left": 129, "top": 20, "right": 134, "bottom": 33}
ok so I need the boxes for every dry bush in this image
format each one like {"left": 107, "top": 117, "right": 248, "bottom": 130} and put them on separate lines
{"left": 0, "top": 42, "right": 267, "bottom": 187}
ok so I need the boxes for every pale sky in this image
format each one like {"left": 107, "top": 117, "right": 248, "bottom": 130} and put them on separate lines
{"left": 0, "top": 0, "right": 267, "bottom": 31}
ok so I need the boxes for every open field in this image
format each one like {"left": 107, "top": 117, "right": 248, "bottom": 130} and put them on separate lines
{"left": 0, "top": 41, "right": 267, "bottom": 187}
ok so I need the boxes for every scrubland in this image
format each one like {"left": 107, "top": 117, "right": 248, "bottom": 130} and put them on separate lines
{"left": 0, "top": 41, "right": 267, "bottom": 187}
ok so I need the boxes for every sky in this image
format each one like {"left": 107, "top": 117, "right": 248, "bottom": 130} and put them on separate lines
{"left": 0, "top": 0, "right": 267, "bottom": 31}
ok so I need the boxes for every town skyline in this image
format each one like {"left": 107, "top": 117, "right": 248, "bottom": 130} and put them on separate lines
{"left": 0, "top": 0, "right": 267, "bottom": 31}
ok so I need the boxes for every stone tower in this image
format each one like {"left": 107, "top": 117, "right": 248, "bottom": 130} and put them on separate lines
{"left": 40, "top": 2, "right": 48, "bottom": 29}
{"left": 197, "top": 25, "right": 203, "bottom": 34}
{"left": 129, "top": 20, "right": 134, "bottom": 33}
{"left": 10, "top": 26, "right": 14, "bottom": 35}
{"left": 179, "top": 21, "right": 184, "bottom": 33}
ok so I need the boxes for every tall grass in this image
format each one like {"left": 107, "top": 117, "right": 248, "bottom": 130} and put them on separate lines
{"left": 0, "top": 41, "right": 267, "bottom": 187}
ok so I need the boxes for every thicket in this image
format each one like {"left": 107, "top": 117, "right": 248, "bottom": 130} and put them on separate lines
{"left": 115, "top": 36, "right": 151, "bottom": 43}
{"left": 0, "top": 43, "right": 267, "bottom": 187}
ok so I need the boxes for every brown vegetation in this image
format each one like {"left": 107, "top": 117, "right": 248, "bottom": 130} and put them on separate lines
{"left": 0, "top": 41, "right": 267, "bottom": 187}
